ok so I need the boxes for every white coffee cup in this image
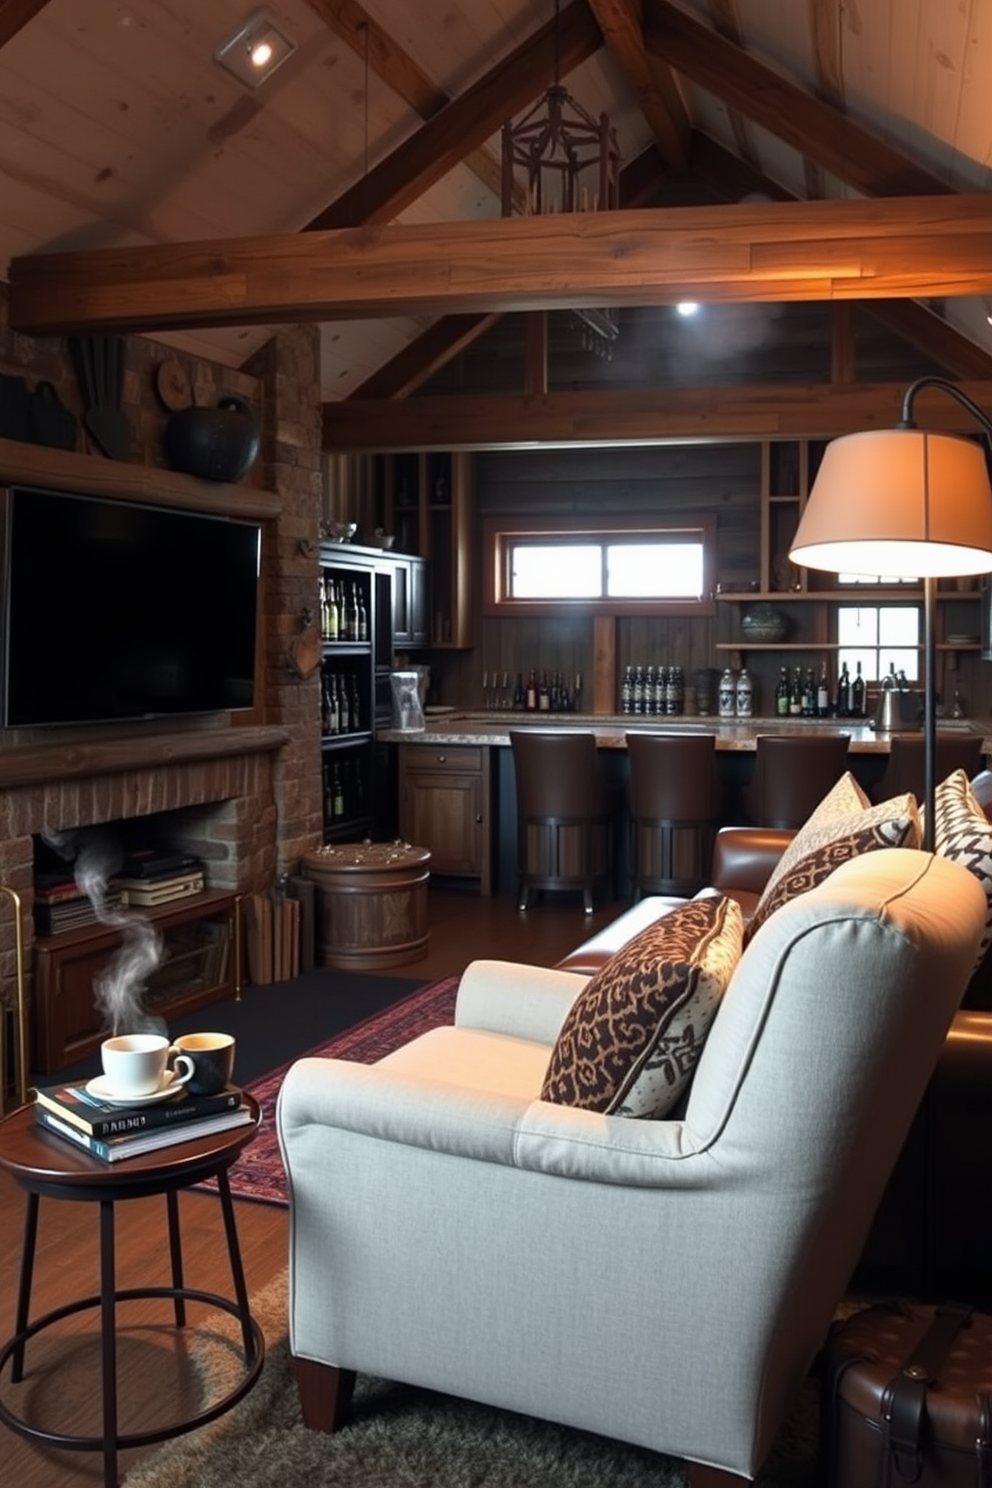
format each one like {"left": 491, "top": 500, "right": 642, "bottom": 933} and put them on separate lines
{"left": 100, "top": 1033, "right": 194, "bottom": 1098}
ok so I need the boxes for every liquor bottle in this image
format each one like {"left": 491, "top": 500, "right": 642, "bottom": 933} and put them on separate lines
{"left": 525, "top": 669, "right": 538, "bottom": 711}
{"left": 327, "top": 673, "right": 339, "bottom": 734}
{"left": 349, "top": 583, "right": 360, "bottom": 643}
{"left": 633, "top": 665, "right": 645, "bottom": 715}
{"left": 357, "top": 586, "right": 368, "bottom": 642}
{"left": 332, "top": 762, "right": 345, "bottom": 819}
{"left": 851, "top": 661, "right": 866, "bottom": 718}
{"left": 836, "top": 662, "right": 850, "bottom": 718}
{"left": 538, "top": 670, "right": 550, "bottom": 711}
{"left": 620, "top": 666, "right": 634, "bottom": 714}
{"left": 326, "top": 578, "right": 339, "bottom": 642}
{"left": 320, "top": 673, "right": 332, "bottom": 735}
{"left": 735, "top": 665, "right": 753, "bottom": 718}
{"left": 319, "top": 575, "right": 328, "bottom": 639}
{"left": 789, "top": 667, "right": 803, "bottom": 717}
{"left": 775, "top": 665, "right": 790, "bottom": 718}
{"left": 718, "top": 667, "right": 737, "bottom": 720}
{"left": 513, "top": 672, "right": 526, "bottom": 710}
{"left": 337, "top": 674, "right": 350, "bottom": 734}
{"left": 816, "top": 662, "right": 830, "bottom": 718}
{"left": 348, "top": 674, "right": 361, "bottom": 732}
{"left": 644, "top": 665, "right": 657, "bottom": 715}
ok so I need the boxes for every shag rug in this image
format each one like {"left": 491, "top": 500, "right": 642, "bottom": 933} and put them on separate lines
{"left": 210, "top": 975, "right": 461, "bottom": 1205}
{"left": 122, "top": 1269, "right": 822, "bottom": 1488}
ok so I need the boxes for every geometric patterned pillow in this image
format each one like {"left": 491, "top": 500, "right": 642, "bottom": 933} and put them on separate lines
{"left": 540, "top": 896, "right": 743, "bottom": 1119}
{"left": 754, "top": 774, "right": 920, "bottom": 918}
{"left": 746, "top": 817, "right": 922, "bottom": 942}
{"left": 933, "top": 767, "right": 992, "bottom": 974}
{"left": 757, "top": 771, "right": 872, "bottom": 904}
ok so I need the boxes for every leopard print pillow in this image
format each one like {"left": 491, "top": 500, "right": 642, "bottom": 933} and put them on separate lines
{"left": 540, "top": 896, "right": 743, "bottom": 1118}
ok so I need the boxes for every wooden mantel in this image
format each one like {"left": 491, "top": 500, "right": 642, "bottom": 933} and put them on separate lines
{"left": 10, "top": 195, "right": 992, "bottom": 336}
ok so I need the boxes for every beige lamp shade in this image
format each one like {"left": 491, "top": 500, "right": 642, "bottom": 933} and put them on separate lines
{"left": 790, "top": 428, "right": 992, "bottom": 577}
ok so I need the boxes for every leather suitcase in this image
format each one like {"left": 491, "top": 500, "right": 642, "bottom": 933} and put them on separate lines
{"left": 820, "top": 1301, "right": 992, "bottom": 1486}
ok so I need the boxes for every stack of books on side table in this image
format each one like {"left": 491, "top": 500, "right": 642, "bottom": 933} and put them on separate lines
{"left": 32, "top": 1078, "right": 251, "bottom": 1162}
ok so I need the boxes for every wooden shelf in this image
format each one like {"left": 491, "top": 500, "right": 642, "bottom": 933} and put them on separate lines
{"left": 717, "top": 641, "right": 982, "bottom": 652}
{"left": 718, "top": 589, "right": 980, "bottom": 604}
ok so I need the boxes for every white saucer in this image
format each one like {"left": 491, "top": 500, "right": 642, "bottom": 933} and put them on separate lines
{"left": 85, "top": 1072, "right": 183, "bottom": 1106}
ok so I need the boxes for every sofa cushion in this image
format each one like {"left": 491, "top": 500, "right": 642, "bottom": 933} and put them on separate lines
{"left": 747, "top": 819, "right": 918, "bottom": 941}
{"left": 540, "top": 895, "right": 743, "bottom": 1118}
{"left": 933, "top": 768, "right": 992, "bottom": 974}
{"left": 754, "top": 772, "right": 920, "bottom": 917}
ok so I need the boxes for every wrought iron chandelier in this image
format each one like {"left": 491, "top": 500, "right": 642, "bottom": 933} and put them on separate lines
{"left": 500, "top": 2, "right": 621, "bottom": 358}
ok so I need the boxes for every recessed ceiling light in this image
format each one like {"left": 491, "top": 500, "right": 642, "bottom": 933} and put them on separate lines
{"left": 214, "top": 9, "right": 296, "bottom": 88}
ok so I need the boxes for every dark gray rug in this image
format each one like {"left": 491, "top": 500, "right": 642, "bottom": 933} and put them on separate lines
{"left": 122, "top": 1272, "right": 821, "bottom": 1487}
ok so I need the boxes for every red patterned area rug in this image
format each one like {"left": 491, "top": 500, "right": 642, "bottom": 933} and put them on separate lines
{"left": 205, "top": 975, "right": 460, "bottom": 1206}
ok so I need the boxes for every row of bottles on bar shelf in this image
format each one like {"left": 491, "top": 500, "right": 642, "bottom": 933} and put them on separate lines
{"left": 320, "top": 669, "right": 364, "bottom": 736}
{"left": 323, "top": 757, "right": 365, "bottom": 823}
{"left": 487, "top": 669, "right": 583, "bottom": 712}
{"left": 320, "top": 574, "right": 368, "bottom": 642}
{"left": 772, "top": 662, "right": 867, "bottom": 719}
{"left": 621, "top": 665, "right": 685, "bottom": 716}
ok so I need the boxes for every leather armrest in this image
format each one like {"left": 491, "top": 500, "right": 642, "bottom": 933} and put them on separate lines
{"left": 555, "top": 894, "right": 688, "bottom": 975}
{"left": 711, "top": 827, "right": 796, "bottom": 898}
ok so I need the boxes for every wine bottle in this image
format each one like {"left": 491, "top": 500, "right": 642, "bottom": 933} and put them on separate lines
{"left": 817, "top": 662, "right": 830, "bottom": 718}
{"left": 789, "top": 667, "right": 803, "bottom": 717}
{"left": 525, "top": 669, "right": 538, "bottom": 711}
{"left": 538, "top": 670, "right": 550, "bottom": 711}
{"left": 836, "top": 662, "right": 850, "bottom": 718}
{"left": 852, "top": 661, "right": 866, "bottom": 718}
{"left": 332, "top": 763, "right": 345, "bottom": 819}
{"left": 327, "top": 578, "right": 339, "bottom": 642}
{"left": 775, "top": 665, "right": 790, "bottom": 718}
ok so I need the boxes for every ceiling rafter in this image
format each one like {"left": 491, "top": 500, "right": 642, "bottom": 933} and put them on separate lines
{"left": 644, "top": 0, "right": 950, "bottom": 197}
{"left": 304, "top": 0, "right": 603, "bottom": 229}
{"left": 11, "top": 195, "right": 992, "bottom": 336}
{"left": 586, "top": 0, "right": 689, "bottom": 168}
{"left": 302, "top": 0, "right": 517, "bottom": 210}
{"left": 346, "top": 142, "right": 673, "bottom": 402}
{"left": 0, "top": 0, "right": 49, "bottom": 49}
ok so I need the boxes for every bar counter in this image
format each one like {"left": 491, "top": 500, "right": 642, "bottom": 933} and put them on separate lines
{"left": 380, "top": 712, "right": 992, "bottom": 755}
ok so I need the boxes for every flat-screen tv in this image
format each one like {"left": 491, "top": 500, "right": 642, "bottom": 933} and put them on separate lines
{"left": 1, "top": 484, "right": 261, "bottom": 727}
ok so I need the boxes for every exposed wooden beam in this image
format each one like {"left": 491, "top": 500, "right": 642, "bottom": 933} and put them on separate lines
{"left": 644, "top": 0, "right": 950, "bottom": 197}
{"left": 13, "top": 196, "right": 992, "bottom": 336}
{"left": 587, "top": 0, "right": 690, "bottom": 168}
{"left": 322, "top": 381, "right": 992, "bottom": 452}
{"left": 705, "top": 0, "right": 760, "bottom": 175}
{"left": 0, "top": 0, "right": 50, "bottom": 49}
{"left": 349, "top": 314, "right": 502, "bottom": 400}
{"left": 688, "top": 134, "right": 992, "bottom": 378}
{"left": 302, "top": 0, "right": 515, "bottom": 211}
{"left": 304, "top": 0, "right": 603, "bottom": 229}
{"left": 830, "top": 303, "right": 855, "bottom": 383}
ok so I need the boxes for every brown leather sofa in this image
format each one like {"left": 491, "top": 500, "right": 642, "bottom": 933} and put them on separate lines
{"left": 557, "top": 822, "right": 992, "bottom": 1308}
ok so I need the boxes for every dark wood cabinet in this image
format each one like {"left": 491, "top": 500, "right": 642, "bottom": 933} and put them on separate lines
{"left": 33, "top": 891, "right": 240, "bottom": 1073}
{"left": 399, "top": 743, "right": 492, "bottom": 893}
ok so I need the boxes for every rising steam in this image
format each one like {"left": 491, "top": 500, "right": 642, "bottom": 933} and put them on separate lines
{"left": 42, "top": 827, "right": 164, "bottom": 1036}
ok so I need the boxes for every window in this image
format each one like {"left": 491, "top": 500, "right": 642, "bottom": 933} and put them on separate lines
{"left": 484, "top": 516, "right": 716, "bottom": 616}
{"left": 837, "top": 605, "right": 921, "bottom": 684}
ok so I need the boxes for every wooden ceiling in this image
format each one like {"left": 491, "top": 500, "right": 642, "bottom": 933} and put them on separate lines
{"left": 3, "top": 0, "right": 992, "bottom": 446}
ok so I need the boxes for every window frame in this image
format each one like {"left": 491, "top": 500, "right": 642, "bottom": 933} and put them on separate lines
{"left": 834, "top": 600, "right": 923, "bottom": 685}
{"left": 482, "top": 514, "right": 717, "bottom": 618}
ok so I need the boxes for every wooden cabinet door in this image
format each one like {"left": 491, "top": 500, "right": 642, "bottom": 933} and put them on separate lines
{"left": 403, "top": 767, "right": 482, "bottom": 877}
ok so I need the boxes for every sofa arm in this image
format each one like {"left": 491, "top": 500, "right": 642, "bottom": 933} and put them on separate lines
{"left": 711, "top": 826, "right": 795, "bottom": 912}
{"left": 455, "top": 959, "right": 589, "bottom": 1044}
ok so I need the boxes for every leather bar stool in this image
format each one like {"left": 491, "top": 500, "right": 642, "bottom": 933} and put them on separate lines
{"left": 625, "top": 731, "right": 722, "bottom": 899}
{"left": 509, "top": 730, "right": 614, "bottom": 913}
{"left": 742, "top": 733, "right": 851, "bottom": 829}
{"left": 872, "top": 734, "right": 985, "bottom": 804}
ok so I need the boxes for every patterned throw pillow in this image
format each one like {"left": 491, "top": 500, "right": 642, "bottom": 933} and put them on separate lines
{"left": 540, "top": 896, "right": 743, "bottom": 1118}
{"left": 747, "top": 819, "right": 920, "bottom": 941}
{"left": 933, "top": 768, "right": 992, "bottom": 974}
{"left": 754, "top": 771, "right": 920, "bottom": 918}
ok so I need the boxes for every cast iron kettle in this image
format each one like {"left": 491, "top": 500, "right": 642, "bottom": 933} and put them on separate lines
{"left": 164, "top": 395, "right": 260, "bottom": 483}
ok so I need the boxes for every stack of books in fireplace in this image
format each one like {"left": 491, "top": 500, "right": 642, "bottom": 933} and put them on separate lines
{"left": 111, "top": 849, "right": 206, "bottom": 907}
{"left": 32, "top": 1077, "right": 251, "bottom": 1162}
{"left": 34, "top": 874, "right": 125, "bottom": 936}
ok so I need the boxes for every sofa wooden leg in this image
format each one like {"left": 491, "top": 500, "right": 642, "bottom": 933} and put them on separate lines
{"left": 687, "top": 1463, "right": 749, "bottom": 1488}
{"left": 293, "top": 1356, "right": 357, "bottom": 1432}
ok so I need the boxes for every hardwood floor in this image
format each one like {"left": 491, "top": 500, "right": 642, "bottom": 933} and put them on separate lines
{"left": 0, "top": 884, "right": 626, "bottom": 1487}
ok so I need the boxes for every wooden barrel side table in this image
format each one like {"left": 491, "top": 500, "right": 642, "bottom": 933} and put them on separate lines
{"left": 303, "top": 840, "right": 431, "bottom": 970}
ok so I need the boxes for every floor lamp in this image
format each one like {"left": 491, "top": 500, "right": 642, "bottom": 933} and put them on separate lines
{"left": 789, "top": 376, "right": 992, "bottom": 852}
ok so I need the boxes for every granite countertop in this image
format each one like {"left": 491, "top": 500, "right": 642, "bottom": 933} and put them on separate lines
{"left": 379, "top": 712, "right": 992, "bottom": 755}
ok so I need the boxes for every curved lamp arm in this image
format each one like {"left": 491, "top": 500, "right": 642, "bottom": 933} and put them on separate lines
{"left": 899, "top": 376, "right": 992, "bottom": 456}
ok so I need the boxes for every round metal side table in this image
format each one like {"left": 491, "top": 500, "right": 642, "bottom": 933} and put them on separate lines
{"left": 0, "top": 1094, "right": 265, "bottom": 1488}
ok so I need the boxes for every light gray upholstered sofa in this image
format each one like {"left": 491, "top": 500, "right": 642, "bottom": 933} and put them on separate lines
{"left": 277, "top": 849, "right": 985, "bottom": 1487}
